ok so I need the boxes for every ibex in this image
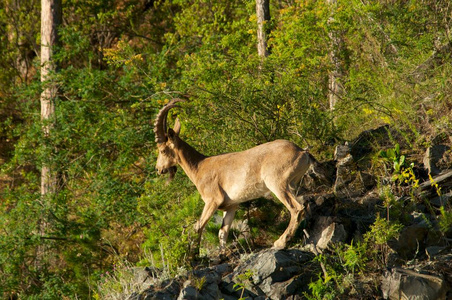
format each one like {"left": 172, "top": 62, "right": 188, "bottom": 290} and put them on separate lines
{"left": 154, "top": 99, "right": 317, "bottom": 251}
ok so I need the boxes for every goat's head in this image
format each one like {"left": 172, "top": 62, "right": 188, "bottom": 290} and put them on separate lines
{"left": 153, "top": 99, "right": 184, "bottom": 181}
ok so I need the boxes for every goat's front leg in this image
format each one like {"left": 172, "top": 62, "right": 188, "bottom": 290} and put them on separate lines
{"left": 193, "top": 201, "right": 218, "bottom": 256}
{"left": 218, "top": 208, "right": 237, "bottom": 252}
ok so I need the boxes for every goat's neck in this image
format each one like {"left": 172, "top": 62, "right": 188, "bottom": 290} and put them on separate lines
{"left": 175, "top": 138, "right": 206, "bottom": 183}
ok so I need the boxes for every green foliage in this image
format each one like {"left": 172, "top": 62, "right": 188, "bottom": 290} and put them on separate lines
{"left": 379, "top": 144, "right": 406, "bottom": 180}
{"left": 1, "top": 0, "right": 452, "bottom": 297}
{"left": 176, "top": 0, "right": 337, "bottom": 151}
{"left": 379, "top": 144, "right": 419, "bottom": 189}
{"left": 337, "top": 242, "right": 368, "bottom": 276}
{"left": 94, "top": 258, "right": 149, "bottom": 300}
{"left": 439, "top": 206, "right": 452, "bottom": 235}
{"left": 363, "top": 214, "right": 403, "bottom": 266}
{"left": 233, "top": 269, "right": 254, "bottom": 300}
{"left": 139, "top": 179, "right": 201, "bottom": 272}
{"left": 306, "top": 274, "right": 337, "bottom": 300}
{"left": 364, "top": 215, "right": 403, "bottom": 246}
{"left": 192, "top": 275, "right": 207, "bottom": 292}
{"left": 378, "top": 144, "right": 420, "bottom": 220}
{"left": 306, "top": 242, "right": 368, "bottom": 300}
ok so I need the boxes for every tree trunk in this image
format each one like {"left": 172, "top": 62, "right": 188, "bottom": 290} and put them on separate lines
{"left": 41, "top": 0, "right": 61, "bottom": 195}
{"left": 327, "top": 0, "right": 343, "bottom": 111}
{"left": 256, "top": 0, "right": 270, "bottom": 58}
{"left": 39, "top": 0, "right": 62, "bottom": 265}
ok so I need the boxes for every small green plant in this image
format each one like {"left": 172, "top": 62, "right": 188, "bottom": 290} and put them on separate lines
{"left": 306, "top": 274, "right": 337, "bottom": 300}
{"left": 305, "top": 242, "right": 368, "bottom": 300}
{"left": 95, "top": 259, "right": 149, "bottom": 300}
{"left": 379, "top": 144, "right": 419, "bottom": 188}
{"left": 439, "top": 206, "right": 452, "bottom": 235}
{"left": 336, "top": 242, "right": 368, "bottom": 276}
{"left": 192, "top": 275, "right": 207, "bottom": 292}
{"left": 381, "top": 185, "right": 399, "bottom": 221}
{"left": 233, "top": 269, "right": 254, "bottom": 300}
{"left": 379, "top": 144, "right": 420, "bottom": 222}
{"left": 379, "top": 144, "right": 407, "bottom": 182}
{"left": 364, "top": 214, "right": 403, "bottom": 246}
{"left": 364, "top": 214, "right": 403, "bottom": 265}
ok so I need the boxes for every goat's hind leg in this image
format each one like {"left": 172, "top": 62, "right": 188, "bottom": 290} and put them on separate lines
{"left": 218, "top": 208, "right": 237, "bottom": 252}
{"left": 271, "top": 186, "right": 305, "bottom": 249}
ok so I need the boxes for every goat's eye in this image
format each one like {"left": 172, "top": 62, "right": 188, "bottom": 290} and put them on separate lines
{"left": 161, "top": 149, "right": 167, "bottom": 154}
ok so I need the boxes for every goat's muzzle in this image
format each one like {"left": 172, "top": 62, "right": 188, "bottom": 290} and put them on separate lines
{"left": 157, "top": 166, "right": 177, "bottom": 183}
{"left": 157, "top": 168, "right": 168, "bottom": 175}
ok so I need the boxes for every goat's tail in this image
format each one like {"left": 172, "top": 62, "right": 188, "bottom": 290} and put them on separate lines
{"left": 306, "top": 152, "right": 330, "bottom": 183}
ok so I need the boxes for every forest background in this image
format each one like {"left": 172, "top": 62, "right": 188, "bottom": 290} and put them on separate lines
{"left": 0, "top": 0, "right": 451, "bottom": 298}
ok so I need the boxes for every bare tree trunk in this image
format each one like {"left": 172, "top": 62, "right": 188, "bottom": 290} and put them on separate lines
{"left": 327, "top": 0, "right": 343, "bottom": 111}
{"left": 38, "top": 0, "right": 62, "bottom": 265}
{"left": 41, "top": 0, "right": 61, "bottom": 195}
{"left": 256, "top": 0, "right": 270, "bottom": 58}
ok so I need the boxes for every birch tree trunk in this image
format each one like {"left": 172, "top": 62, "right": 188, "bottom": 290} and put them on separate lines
{"left": 41, "top": 0, "right": 61, "bottom": 196}
{"left": 38, "top": 0, "right": 62, "bottom": 266}
{"left": 256, "top": 0, "right": 270, "bottom": 58}
{"left": 327, "top": 0, "right": 343, "bottom": 111}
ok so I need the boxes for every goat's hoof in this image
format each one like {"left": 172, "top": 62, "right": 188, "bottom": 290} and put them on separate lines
{"left": 272, "top": 240, "right": 286, "bottom": 250}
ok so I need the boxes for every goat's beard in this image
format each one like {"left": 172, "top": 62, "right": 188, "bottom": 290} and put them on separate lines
{"left": 166, "top": 166, "right": 177, "bottom": 184}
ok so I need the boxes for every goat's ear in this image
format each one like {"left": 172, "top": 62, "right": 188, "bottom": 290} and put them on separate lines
{"left": 173, "top": 118, "right": 181, "bottom": 135}
{"left": 167, "top": 128, "right": 177, "bottom": 140}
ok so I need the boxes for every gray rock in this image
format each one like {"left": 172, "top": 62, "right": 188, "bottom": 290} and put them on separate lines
{"left": 317, "top": 222, "right": 347, "bottom": 251}
{"left": 423, "top": 145, "right": 450, "bottom": 175}
{"left": 225, "top": 249, "right": 314, "bottom": 299}
{"left": 388, "top": 224, "right": 429, "bottom": 260}
{"left": 350, "top": 125, "right": 395, "bottom": 160}
{"left": 425, "top": 246, "right": 447, "bottom": 260}
{"left": 177, "top": 281, "right": 199, "bottom": 300}
{"left": 382, "top": 268, "right": 446, "bottom": 300}
{"left": 333, "top": 154, "right": 374, "bottom": 197}
{"left": 306, "top": 216, "right": 347, "bottom": 252}
{"left": 195, "top": 264, "right": 231, "bottom": 300}
{"left": 334, "top": 143, "right": 350, "bottom": 161}
{"left": 142, "top": 279, "right": 181, "bottom": 300}
{"left": 430, "top": 191, "right": 452, "bottom": 208}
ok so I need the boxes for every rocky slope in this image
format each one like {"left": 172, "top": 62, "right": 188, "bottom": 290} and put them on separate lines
{"left": 131, "top": 126, "right": 452, "bottom": 299}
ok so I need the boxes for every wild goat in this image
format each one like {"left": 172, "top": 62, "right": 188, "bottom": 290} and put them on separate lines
{"left": 154, "top": 99, "right": 317, "bottom": 251}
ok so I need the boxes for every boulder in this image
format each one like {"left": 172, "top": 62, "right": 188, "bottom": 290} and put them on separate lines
{"left": 423, "top": 145, "right": 450, "bottom": 175}
{"left": 388, "top": 223, "right": 429, "bottom": 260}
{"left": 177, "top": 282, "right": 198, "bottom": 300}
{"left": 306, "top": 216, "right": 347, "bottom": 252}
{"left": 334, "top": 143, "right": 351, "bottom": 161}
{"left": 137, "top": 279, "right": 181, "bottom": 300}
{"left": 222, "top": 249, "right": 314, "bottom": 299}
{"left": 193, "top": 264, "right": 230, "bottom": 300}
{"left": 382, "top": 268, "right": 447, "bottom": 300}
{"left": 136, "top": 264, "right": 232, "bottom": 300}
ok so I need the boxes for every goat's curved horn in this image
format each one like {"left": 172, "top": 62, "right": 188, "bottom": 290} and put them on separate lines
{"left": 153, "top": 98, "right": 185, "bottom": 143}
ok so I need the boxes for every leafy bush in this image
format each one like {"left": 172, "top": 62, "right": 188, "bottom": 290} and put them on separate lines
{"left": 1, "top": 0, "right": 452, "bottom": 297}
